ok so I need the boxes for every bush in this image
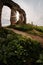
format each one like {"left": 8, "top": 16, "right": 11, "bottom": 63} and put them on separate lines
{"left": 34, "top": 26, "right": 43, "bottom": 32}
{"left": 9, "top": 24, "right": 33, "bottom": 31}
{"left": 0, "top": 28, "right": 41, "bottom": 65}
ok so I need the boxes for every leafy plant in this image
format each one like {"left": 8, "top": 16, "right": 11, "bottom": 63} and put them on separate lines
{"left": 0, "top": 28, "right": 42, "bottom": 65}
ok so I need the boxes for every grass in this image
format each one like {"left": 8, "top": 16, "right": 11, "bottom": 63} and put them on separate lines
{"left": 0, "top": 27, "right": 43, "bottom": 65}
{"left": 8, "top": 24, "right": 43, "bottom": 37}
{"left": 34, "top": 25, "right": 43, "bottom": 32}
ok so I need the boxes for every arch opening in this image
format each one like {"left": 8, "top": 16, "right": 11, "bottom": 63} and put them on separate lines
{"left": 1, "top": 6, "right": 11, "bottom": 27}
{"left": 16, "top": 11, "right": 19, "bottom": 21}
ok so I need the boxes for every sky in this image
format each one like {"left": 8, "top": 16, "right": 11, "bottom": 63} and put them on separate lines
{"left": 1, "top": 0, "right": 43, "bottom": 26}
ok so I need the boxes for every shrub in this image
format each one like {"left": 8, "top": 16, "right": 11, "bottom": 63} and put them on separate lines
{"left": 0, "top": 28, "right": 41, "bottom": 65}
{"left": 9, "top": 24, "right": 33, "bottom": 31}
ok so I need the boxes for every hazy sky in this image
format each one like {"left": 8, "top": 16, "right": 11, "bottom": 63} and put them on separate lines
{"left": 1, "top": 0, "right": 43, "bottom": 26}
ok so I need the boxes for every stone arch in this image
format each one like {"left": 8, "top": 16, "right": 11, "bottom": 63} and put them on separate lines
{"left": 17, "top": 9, "right": 26, "bottom": 24}
{"left": 0, "top": 0, "right": 26, "bottom": 27}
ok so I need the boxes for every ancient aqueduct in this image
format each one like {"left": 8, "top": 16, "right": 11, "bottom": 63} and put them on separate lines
{"left": 0, "top": 0, "right": 26, "bottom": 27}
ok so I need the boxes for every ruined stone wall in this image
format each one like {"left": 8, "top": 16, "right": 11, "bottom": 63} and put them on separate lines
{"left": 0, "top": 0, "right": 26, "bottom": 27}
{"left": 18, "top": 9, "right": 26, "bottom": 24}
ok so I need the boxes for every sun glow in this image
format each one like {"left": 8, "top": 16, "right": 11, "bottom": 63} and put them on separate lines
{"left": 16, "top": 11, "right": 19, "bottom": 21}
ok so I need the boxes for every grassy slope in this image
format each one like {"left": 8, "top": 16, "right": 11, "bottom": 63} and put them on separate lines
{"left": 8, "top": 24, "right": 43, "bottom": 37}
{"left": 0, "top": 28, "right": 43, "bottom": 65}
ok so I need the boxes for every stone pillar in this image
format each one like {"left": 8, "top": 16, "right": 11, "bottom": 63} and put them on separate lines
{"left": 17, "top": 9, "right": 26, "bottom": 24}
{"left": 18, "top": 13, "right": 26, "bottom": 24}
{"left": 17, "top": 13, "right": 24, "bottom": 24}
{"left": 23, "top": 13, "right": 26, "bottom": 24}
{"left": 21, "top": 9, "right": 26, "bottom": 24}
{"left": 0, "top": 5, "right": 3, "bottom": 27}
{"left": 10, "top": 9, "right": 17, "bottom": 25}
{"left": 19, "top": 13, "right": 24, "bottom": 24}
